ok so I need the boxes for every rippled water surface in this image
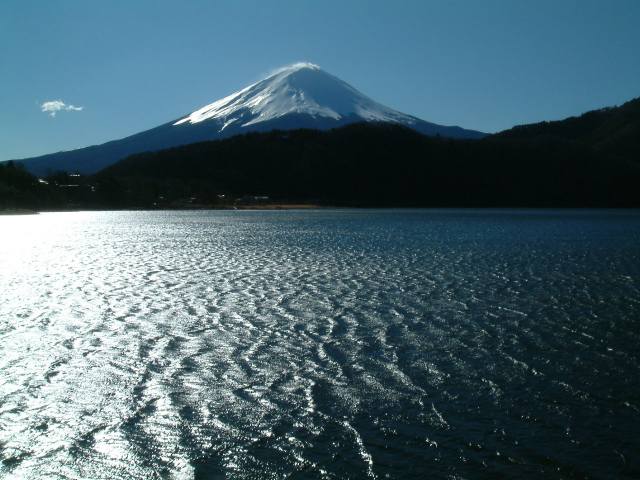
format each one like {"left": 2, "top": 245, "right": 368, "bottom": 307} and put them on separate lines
{"left": 1, "top": 209, "right": 640, "bottom": 479}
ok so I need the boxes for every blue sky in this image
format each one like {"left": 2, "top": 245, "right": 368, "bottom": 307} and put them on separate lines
{"left": 1, "top": 0, "right": 639, "bottom": 161}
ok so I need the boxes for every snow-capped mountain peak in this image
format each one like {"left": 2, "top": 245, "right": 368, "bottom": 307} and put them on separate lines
{"left": 16, "top": 62, "right": 485, "bottom": 175}
{"left": 173, "top": 62, "right": 415, "bottom": 130}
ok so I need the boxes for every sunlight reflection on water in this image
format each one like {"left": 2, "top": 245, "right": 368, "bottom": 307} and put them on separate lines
{"left": 1, "top": 210, "right": 639, "bottom": 479}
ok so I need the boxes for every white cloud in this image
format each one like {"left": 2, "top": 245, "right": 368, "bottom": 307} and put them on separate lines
{"left": 41, "top": 100, "right": 84, "bottom": 117}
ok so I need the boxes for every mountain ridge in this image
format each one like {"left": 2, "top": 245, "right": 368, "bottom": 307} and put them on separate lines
{"left": 2, "top": 92, "right": 639, "bottom": 210}
{"left": 13, "top": 63, "right": 485, "bottom": 175}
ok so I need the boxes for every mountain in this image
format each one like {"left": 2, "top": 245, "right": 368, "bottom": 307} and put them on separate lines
{"left": 3, "top": 94, "right": 639, "bottom": 210}
{"left": 14, "top": 63, "right": 485, "bottom": 175}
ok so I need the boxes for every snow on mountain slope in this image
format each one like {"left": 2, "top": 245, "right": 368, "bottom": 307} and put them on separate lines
{"left": 15, "top": 63, "right": 485, "bottom": 175}
{"left": 174, "top": 62, "right": 417, "bottom": 129}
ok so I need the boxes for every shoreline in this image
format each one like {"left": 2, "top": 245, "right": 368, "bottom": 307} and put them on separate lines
{"left": 0, "top": 209, "right": 39, "bottom": 215}
{"left": 4, "top": 206, "right": 640, "bottom": 215}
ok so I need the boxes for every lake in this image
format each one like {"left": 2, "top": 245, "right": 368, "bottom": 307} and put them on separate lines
{"left": 1, "top": 209, "right": 639, "bottom": 479}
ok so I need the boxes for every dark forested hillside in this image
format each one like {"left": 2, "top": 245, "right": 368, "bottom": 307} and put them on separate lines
{"left": 496, "top": 97, "right": 640, "bottom": 155}
{"left": 0, "top": 161, "right": 64, "bottom": 211}
{"left": 97, "top": 118, "right": 640, "bottom": 207}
